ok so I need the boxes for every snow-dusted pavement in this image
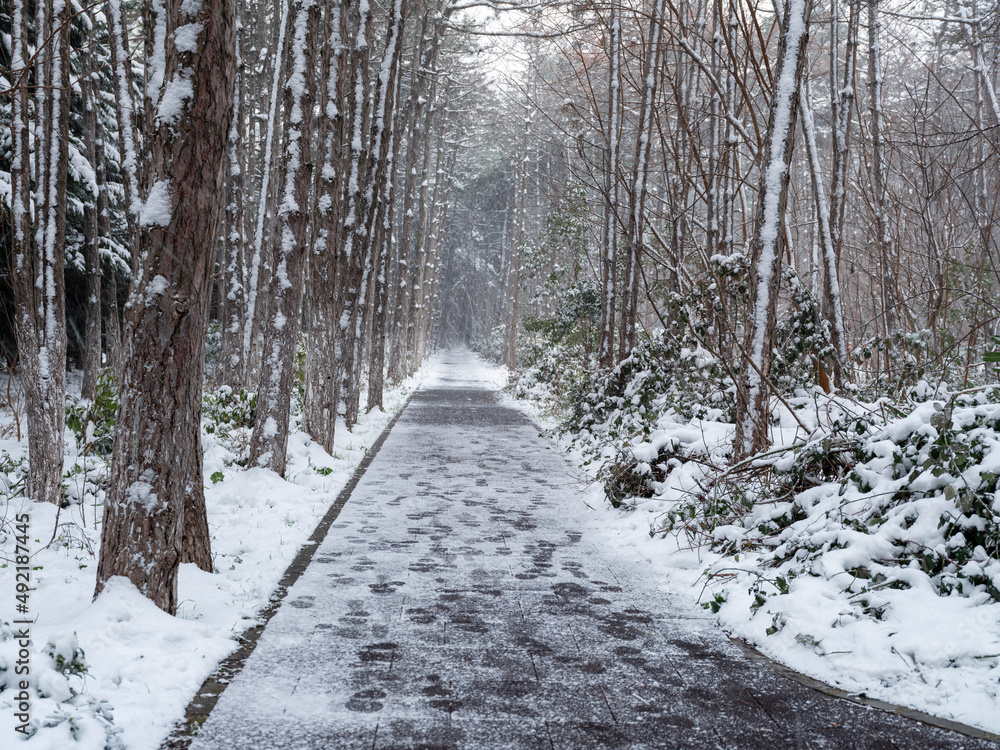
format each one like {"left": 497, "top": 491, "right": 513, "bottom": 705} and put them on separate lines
{"left": 185, "top": 352, "right": 994, "bottom": 749}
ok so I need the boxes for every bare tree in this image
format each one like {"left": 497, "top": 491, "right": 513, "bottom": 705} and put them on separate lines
{"left": 734, "top": 0, "right": 813, "bottom": 458}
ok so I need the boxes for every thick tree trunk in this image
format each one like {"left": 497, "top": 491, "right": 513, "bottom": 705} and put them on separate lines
{"left": 96, "top": 0, "right": 235, "bottom": 613}
{"left": 249, "top": 0, "right": 320, "bottom": 475}
{"left": 303, "top": 0, "right": 349, "bottom": 453}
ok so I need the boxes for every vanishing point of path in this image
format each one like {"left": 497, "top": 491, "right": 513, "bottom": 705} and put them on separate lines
{"left": 185, "top": 352, "right": 997, "bottom": 750}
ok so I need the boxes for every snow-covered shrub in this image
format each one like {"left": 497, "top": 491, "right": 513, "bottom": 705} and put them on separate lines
{"left": 508, "top": 279, "right": 599, "bottom": 408}
{"left": 0, "top": 622, "right": 124, "bottom": 749}
{"left": 203, "top": 386, "right": 257, "bottom": 437}
{"left": 203, "top": 385, "right": 257, "bottom": 464}
{"left": 696, "top": 390, "right": 1000, "bottom": 619}
{"left": 565, "top": 333, "right": 732, "bottom": 463}
{"left": 0, "top": 450, "right": 28, "bottom": 504}
{"left": 771, "top": 270, "right": 836, "bottom": 393}
{"left": 65, "top": 370, "right": 118, "bottom": 458}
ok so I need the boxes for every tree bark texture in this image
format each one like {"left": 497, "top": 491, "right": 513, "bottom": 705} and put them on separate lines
{"left": 96, "top": 0, "right": 235, "bottom": 614}
{"left": 250, "top": 0, "right": 321, "bottom": 475}
{"left": 12, "top": 0, "right": 70, "bottom": 505}
{"left": 304, "top": 0, "right": 349, "bottom": 453}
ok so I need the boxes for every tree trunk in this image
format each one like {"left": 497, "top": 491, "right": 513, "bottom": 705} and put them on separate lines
{"left": 800, "top": 82, "right": 847, "bottom": 386}
{"left": 220, "top": 14, "right": 247, "bottom": 388}
{"left": 81, "top": 30, "right": 104, "bottom": 401}
{"left": 367, "top": 0, "right": 409, "bottom": 411}
{"left": 249, "top": 0, "right": 321, "bottom": 475}
{"left": 598, "top": 1, "right": 622, "bottom": 369}
{"left": 12, "top": 0, "right": 70, "bottom": 505}
{"left": 303, "top": 0, "right": 349, "bottom": 453}
{"left": 96, "top": 0, "right": 235, "bottom": 613}
{"left": 733, "top": 0, "right": 812, "bottom": 459}
{"left": 620, "top": 0, "right": 666, "bottom": 359}
{"left": 386, "top": 9, "right": 432, "bottom": 382}
{"left": 867, "top": 0, "right": 897, "bottom": 343}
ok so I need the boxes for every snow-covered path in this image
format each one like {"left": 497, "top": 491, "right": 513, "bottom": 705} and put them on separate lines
{"left": 184, "top": 351, "right": 992, "bottom": 749}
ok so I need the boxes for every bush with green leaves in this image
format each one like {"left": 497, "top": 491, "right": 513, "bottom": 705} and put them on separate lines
{"left": 65, "top": 370, "right": 118, "bottom": 458}
{"left": 676, "top": 389, "right": 1000, "bottom": 610}
{"left": 202, "top": 386, "right": 257, "bottom": 437}
{"left": 0, "top": 624, "right": 124, "bottom": 748}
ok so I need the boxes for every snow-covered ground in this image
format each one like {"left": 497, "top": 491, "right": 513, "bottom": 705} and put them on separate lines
{"left": 0, "top": 371, "right": 421, "bottom": 750}
{"left": 503, "top": 369, "right": 1000, "bottom": 737}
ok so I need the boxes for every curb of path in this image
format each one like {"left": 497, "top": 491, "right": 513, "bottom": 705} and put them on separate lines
{"left": 160, "top": 393, "right": 414, "bottom": 750}
{"left": 730, "top": 637, "right": 1000, "bottom": 744}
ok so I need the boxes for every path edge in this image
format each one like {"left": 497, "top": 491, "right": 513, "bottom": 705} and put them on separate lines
{"left": 730, "top": 634, "right": 1000, "bottom": 742}
{"left": 160, "top": 393, "right": 414, "bottom": 749}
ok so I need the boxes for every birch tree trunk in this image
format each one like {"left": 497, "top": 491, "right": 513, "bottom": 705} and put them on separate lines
{"left": 733, "top": 0, "right": 812, "bottom": 459}
{"left": 96, "top": 0, "right": 235, "bottom": 613}
{"left": 249, "top": 0, "right": 321, "bottom": 475}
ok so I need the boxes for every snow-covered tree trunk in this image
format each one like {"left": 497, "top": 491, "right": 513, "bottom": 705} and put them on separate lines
{"left": 366, "top": 0, "right": 408, "bottom": 411}
{"left": 408, "top": 68, "right": 444, "bottom": 374}
{"left": 303, "top": 0, "right": 348, "bottom": 453}
{"left": 867, "top": 0, "right": 897, "bottom": 343}
{"left": 598, "top": 0, "right": 622, "bottom": 369}
{"left": 337, "top": 0, "right": 374, "bottom": 429}
{"left": 828, "top": 0, "right": 858, "bottom": 258}
{"left": 244, "top": 0, "right": 291, "bottom": 389}
{"left": 219, "top": 14, "right": 247, "bottom": 388}
{"left": 11, "top": 0, "right": 70, "bottom": 505}
{"left": 106, "top": 0, "right": 142, "bottom": 265}
{"left": 249, "top": 0, "right": 320, "bottom": 475}
{"left": 81, "top": 24, "right": 104, "bottom": 401}
{"left": 96, "top": 0, "right": 236, "bottom": 613}
{"left": 620, "top": 0, "right": 665, "bottom": 359}
{"left": 415, "top": 86, "right": 450, "bottom": 365}
{"left": 388, "top": 9, "right": 436, "bottom": 380}
{"left": 733, "top": 0, "right": 812, "bottom": 459}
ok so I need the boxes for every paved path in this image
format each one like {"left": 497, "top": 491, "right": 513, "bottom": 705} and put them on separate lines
{"left": 189, "top": 352, "right": 996, "bottom": 750}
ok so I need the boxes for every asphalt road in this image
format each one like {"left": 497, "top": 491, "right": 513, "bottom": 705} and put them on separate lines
{"left": 186, "top": 352, "right": 998, "bottom": 750}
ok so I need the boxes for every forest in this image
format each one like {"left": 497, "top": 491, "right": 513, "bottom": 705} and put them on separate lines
{"left": 1, "top": 0, "right": 1000, "bottom": 745}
